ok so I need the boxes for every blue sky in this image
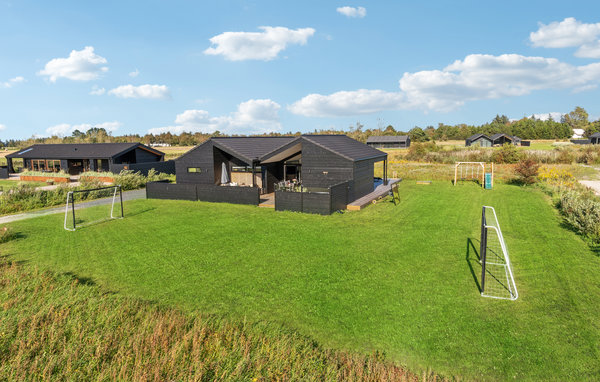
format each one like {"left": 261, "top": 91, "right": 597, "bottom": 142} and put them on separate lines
{"left": 1, "top": 0, "right": 600, "bottom": 139}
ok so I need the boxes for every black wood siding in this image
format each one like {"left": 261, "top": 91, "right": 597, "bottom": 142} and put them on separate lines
{"left": 135, "top": 148, "right": 161, "bottom": 162}
{"left": 352, "top": 160, "right": 375, "bottom": 201}
{"left": 147, "top": 181, "right": 259, "bottom": 205}
{"left": 175, "top": 141, "right": 215, "bottom": 184}
{"left": 110, "top": 160, "right": 175, "bottom": 175}
{"left": 146, "top": 182, "right": 197, "bottom": 200}
{"left": 301, "top": 140, "right": 353, "bottom": 188}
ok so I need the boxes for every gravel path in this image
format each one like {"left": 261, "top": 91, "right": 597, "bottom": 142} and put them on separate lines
{"left": 579, "top": 180, "right": 600, "bottom": 195}
{"left": 0, "top": 189, "right": 146, "bottom": 224}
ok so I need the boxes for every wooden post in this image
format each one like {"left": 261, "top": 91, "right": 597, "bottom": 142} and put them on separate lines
{"left": 454, "top": 163, "right": 458, "bottom": 186}
{"left": 491, "top": 162, "right": 494, "bottom": 187}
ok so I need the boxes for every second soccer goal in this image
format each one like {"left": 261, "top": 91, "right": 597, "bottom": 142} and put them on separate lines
{"left": 64, "top": 185, "right": 123, "bottom": 231}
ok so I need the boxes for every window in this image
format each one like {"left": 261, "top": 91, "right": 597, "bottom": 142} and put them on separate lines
{"left": 231, "top": 166, "right": 261, "bottom": 173}
{"left": 187, "top": 167, "right": 202, "bottom": 173}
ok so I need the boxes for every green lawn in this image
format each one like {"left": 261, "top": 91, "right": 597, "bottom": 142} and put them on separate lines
{"left": 3, "top": 182, "right": 600, "bottom": 380}
{"left": 0, "top": 179, "right": 46, "bottom": 191}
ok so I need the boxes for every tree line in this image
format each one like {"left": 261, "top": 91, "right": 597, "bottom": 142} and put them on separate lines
{"left": 3, "top": 106, "right": 599, "bottom": 148}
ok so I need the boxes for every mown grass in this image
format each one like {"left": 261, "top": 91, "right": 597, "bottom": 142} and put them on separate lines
{"left": 0, "top": 180, "right": 46, "bottom": 190}
{"left": 0, "top": 260, "right": 424, "bottom": 381}
{"left": 3, "top": 182, "right": 600, "bottom": 380}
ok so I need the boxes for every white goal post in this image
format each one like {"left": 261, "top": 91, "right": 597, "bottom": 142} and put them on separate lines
{"left": 454, "top": 162, "right": 494, "bottom": 188}
{"left": 64, "top": 185, "right": 123, "bottom": 231}
{"left": 480, "top": 206, "right": 518, "bottom": 300}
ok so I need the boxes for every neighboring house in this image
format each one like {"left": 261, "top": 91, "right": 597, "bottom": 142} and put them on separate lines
{"left": 175, "top": 135, "right": 388, "bottom": 203}
{"left": 366, "top": 135, "right": 411, "bottom": 148}
{"left": 490, "top": 133, "right": 521, "bottom": 146}
{"left": 465, "top": 134, "right": 493, "bottom": 147}
{"left": 572, "top": 129, "right": 585, "bottom": 139}
{"left": 6, "top": 142, "right": 166, "bottom": 175}
{"left": 590, "top": 132, "right": 600, "bottom": 144}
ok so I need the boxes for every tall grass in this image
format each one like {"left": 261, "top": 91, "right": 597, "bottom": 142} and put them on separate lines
{"left": 0, "top": 260, "right": 436, "bottom": 381}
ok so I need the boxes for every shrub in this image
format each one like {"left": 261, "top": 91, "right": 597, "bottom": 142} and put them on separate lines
{"left": 514, "top": 159, "right": 540, "bottom": 184}
{"left": 79, "top": 171, "right": 115, "bottom": 178}
{"left": 491, "top": 144, "right": 521, "bottom": 164}
{"left": 20, "top": 170, "right": 70, "bottom": 178}
{"left": 558, "top": 191, "right": 600, "bottom": 242}
{"left": 555, "top": 148, "right": 575, "bottom": 164}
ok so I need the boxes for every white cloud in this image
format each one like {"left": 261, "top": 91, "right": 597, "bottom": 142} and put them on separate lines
{"left": 108, "top": 84, "right": 170, "bottom": 99}
{"left": 336, "top": 6, "right": 366, "bottom": 18}
{"left": 0, "top": 124, "right": 6, "bottom": 131}
{"left": 530, "top": 18, "right": 600, "bottom": 58}
{"left": 38, "top": 46, "right": 108, "bottom": 82}
{"left": 1, "top": 76, "right": 25, "bottom": 88}
{"left": 529, "top": 112, "right": 564, "bottom": 121}
{"left": 149, "top": 99, "right": 281, "bottom": 135}
{"left": 204, "top": 26, "right": 315, "bottom": 61}
{"left": 89, "top": 85, "right": 106, "bottom": 95}
{"left": 289, "top": 53, "right": 600, "bottom": 115}
{"left": 45, "top": 121, "right": 121, "bottom": 137}
{"left": 289, "top": 89, "right": 405, "bottom": 117}
{"left": 129, "top": 68, "right": 140, "bottom": 77}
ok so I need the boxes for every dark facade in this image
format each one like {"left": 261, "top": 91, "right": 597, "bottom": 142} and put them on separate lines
{"left": 6, "top": 143, "right": 165, "bottom": 175}
{"left": 465, "top": 134, "right": 493, "bottom": 147}
{"left": 490, "top": 133, "right": 521, "bottom": 146}
{"left": 590, "top": 133, "right": 600, "bottom": 144}
{"left": 168, "top": 135, "right": 387, "bottom": 212}
{"left": 366, "top": 135, "right": 410, "bottom": 148}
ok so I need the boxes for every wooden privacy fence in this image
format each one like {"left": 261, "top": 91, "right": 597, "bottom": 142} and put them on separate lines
{"left": 274, "top": 181, "right": 350, "bottom": 215}
{"left": 146, "top": 181, "right": 260, "bottom": 205}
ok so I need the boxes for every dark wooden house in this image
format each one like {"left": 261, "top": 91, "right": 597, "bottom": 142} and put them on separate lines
{"left": 366, "top": 135, "right": 410, "bottom": 148}
{"left": 174, "top": 135, "right": 388, "bottom": 206}
{"left": 465, "top": 134, "right": 493, "bottom": 147}
{"left": 490, "top": 133, "right": 521, "bottom": 146}
{"left": 590, "top": 132, "right": 600, "bottom": 144}
{"left": 6, "top": 143, "right": 165, "bottom": 175}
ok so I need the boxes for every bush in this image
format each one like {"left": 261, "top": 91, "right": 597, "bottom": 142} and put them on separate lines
{"left": 491, "top": 144, "right": 521, "bottom": 164}
{"left": 558, "top": 191, "right": 600, "bottom": 242}
{"left": 20, "top": 170, "right": 70, "bottom": 178}
{"left": 405, "top": 142, "right": 440, "bottom": 161}
{"left": 555, "top": 148, "right": 575, "bottom": 164}
{"left": 514, "top": 159, "right": 540, "bottom": 184}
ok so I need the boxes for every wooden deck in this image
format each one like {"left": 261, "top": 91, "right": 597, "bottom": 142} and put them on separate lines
{"left": 259, "top": 192, "right": 275, "bottom": 208}
{"left": 346, "top": 179, "right": 401, "bottom": 211}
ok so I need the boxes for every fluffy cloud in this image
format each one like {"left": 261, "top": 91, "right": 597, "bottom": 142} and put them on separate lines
{"left": 129, "top": 69, "right": 140, "bottom": 77}
{"left": 290, "top": 53, "right": 600, "bottom": 115}
{"left": 1, "top": 76, "right": 25, "bottom": 88}
{"left": 38, "top": 46, "right": 108, "bottom": 82}
{"left": 529, "top": 112, "right": 564, "bottom": 121}
{"left": 530, "top": 18, "right": 600, "bottom": 58}
{"left": 289, "top": 89, "right": 405, "bottom": 117}
{"left": 204, "top": 26, "right": 315, "bottom": 61}
{"left": 149, "top": 99, "right": 281, "bottom": 134}
{"left": 0, "top": 124, "right": 6, "bottom": 131}
{"left": 336, "top": 6, "right": 366, "bottom": 18}
{"left": 46, "top": 121, "right": 121, "bottom": 137}
{"left": 108, "top": 84, "right": 170, "bottom": 99}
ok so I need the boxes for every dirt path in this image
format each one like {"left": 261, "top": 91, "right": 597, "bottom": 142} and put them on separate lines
{"left": 579, "top": 180, "right": 600, "bottom": 195}
{"left": 0, "top": 189, "right": 146, "bottom": 224}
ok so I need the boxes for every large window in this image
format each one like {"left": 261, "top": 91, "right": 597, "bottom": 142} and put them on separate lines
{"left": 231, "top": 166, "right": 261, "bottom": 173}
{"left": 31, "top": 159, "right": 61, "bottom": 172}
{"left": 187, "top": 167, "right": 202, "bottom": 173}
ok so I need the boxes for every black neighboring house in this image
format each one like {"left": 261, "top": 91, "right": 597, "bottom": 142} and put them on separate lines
{"left": 366, "top": 135, "right": 411, "bottom": 148}
{"left": 590, "top": 132, "right": 600, "bottom": 144}
{"left": 465, "top": 134, "right": 493, "bottom": 147}
{"left": 490, "top": 133, "right": 522, "bottom": 146}
{"left": 176, "top": 135, "right": 388, "bottom": 202}
{"left": 6, "top": 143, "right": 168, "bottom": 175}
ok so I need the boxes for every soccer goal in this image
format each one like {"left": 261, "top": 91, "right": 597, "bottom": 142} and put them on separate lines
{"left": 454, "top": 162, "right": 494, "bottom": 188}
{"left": 479, "top": 206, "right": 518, "bottom": 300}
{"left": 64, "top": 185, "right": 123, "bottom": 231}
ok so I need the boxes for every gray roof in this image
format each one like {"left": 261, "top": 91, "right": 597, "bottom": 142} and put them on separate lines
{"left": 302, "top": 135, "right": 387, "bottom": 161}
{"left": 466, "top": 133, "right": 491, "bottom": 141}
{"left": 7, "top": 143, "right": 163, "bottom": 159}
{"left": 590, "top": 132, "right": 600, "bottom": 138}
{"left": 212, "top": 137, "right": 296, "bottom": 164}
{"left": 366, "top": 135, "right": 409, "bottom": 143}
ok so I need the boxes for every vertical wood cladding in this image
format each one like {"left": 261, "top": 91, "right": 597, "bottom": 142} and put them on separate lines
{"left": 352, "top": 160, "right": 375, "bottom": 201}
{"left": 175, "top": 141, "right": 215, "bottom": 184}
{"left": 134, "top": 148, "right": 161, "bottom": 163}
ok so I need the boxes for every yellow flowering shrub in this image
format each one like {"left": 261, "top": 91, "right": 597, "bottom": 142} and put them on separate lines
{"left": 538, "top": 166, "right": 576, "bottom": 188}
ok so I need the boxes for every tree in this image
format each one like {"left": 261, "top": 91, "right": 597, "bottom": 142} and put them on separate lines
{"left": 562, "top": 106, "right": 589, "bottom": 136}
{"left": 408, "top": 126, "right": 429, "bottom": 142}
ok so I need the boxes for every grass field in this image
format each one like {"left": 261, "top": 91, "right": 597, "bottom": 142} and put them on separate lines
{"left": 0, "top": 179, "right": 46, "bottom": 190}
{"left": 3, "top": 182, "right": 600, "bottom": 379}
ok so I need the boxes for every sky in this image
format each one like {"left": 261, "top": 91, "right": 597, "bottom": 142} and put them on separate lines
{"left": 1, "top": 0, "right": 600, "bottom": 139}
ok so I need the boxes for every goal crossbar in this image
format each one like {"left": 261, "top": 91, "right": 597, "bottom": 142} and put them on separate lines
{"left": 479, "top": 206, "right": 518, "bottom": 300}
{"left": 64, "top": 185, "right": 123, "bottom": 231}
{"left": 454, "top": 162, "right": 494, "bottom": 188}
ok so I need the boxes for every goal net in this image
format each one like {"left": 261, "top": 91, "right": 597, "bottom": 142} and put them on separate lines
{"left": 64, "top": 185, "right": 123, "bottom": 231}
{"left": 479, "top": 206, "right": 518, "bottom": 300}
{"left": 454, "top": 162, "right": 485, "bottom": 187}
